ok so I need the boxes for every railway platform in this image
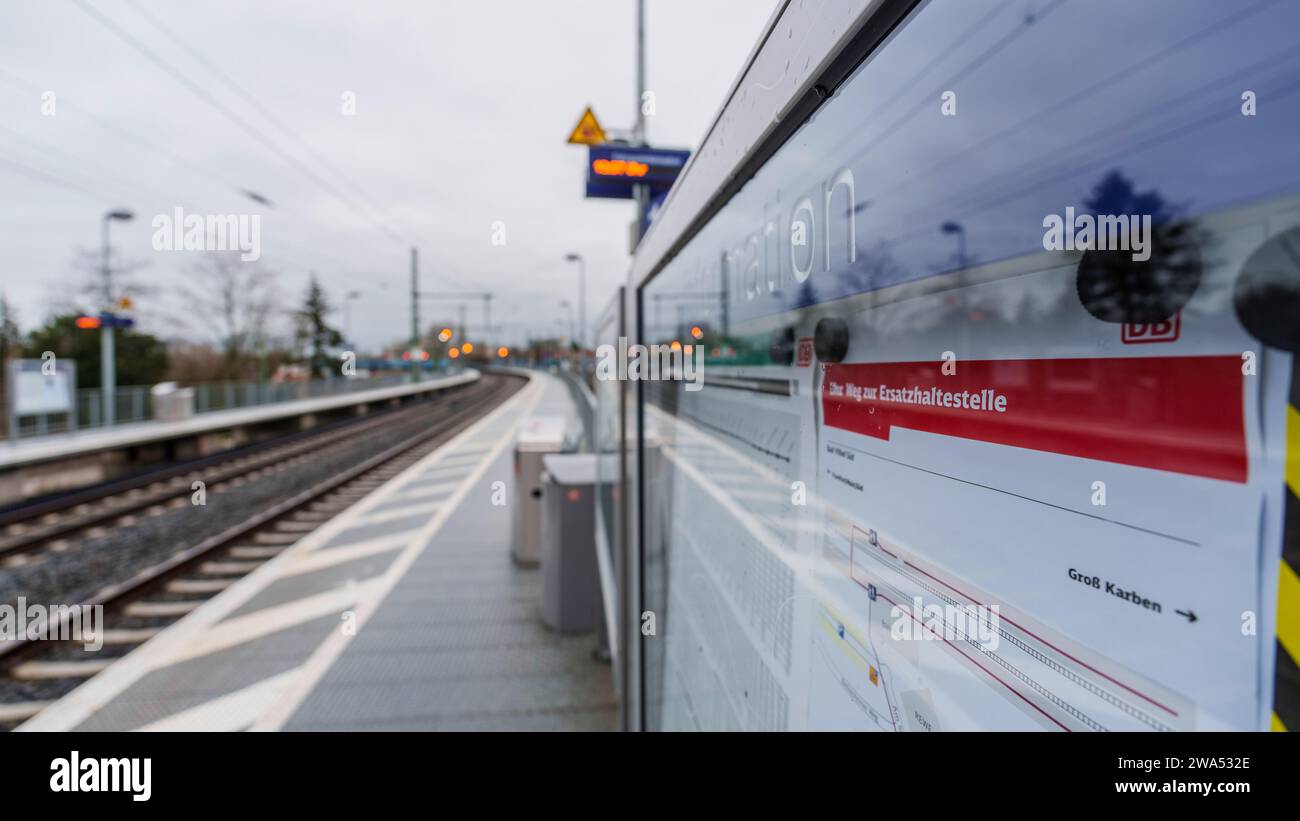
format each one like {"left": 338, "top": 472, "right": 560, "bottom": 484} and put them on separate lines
{"left": 17, "top": 370, "right": 615, "bottom": 731}
{"left": 0, "top": 371, "right": 479, "bottom": 504}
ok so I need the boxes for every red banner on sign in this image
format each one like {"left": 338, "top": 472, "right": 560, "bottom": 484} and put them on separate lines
{"left": 821, "top": 356, "right": 1247, "bottom": 483}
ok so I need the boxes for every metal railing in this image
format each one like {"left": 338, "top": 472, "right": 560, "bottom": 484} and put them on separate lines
{"left": 8, "top": 371, "right": 453, "bottom": 439}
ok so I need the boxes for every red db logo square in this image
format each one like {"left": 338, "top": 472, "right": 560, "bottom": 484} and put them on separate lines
{"left": 796, "top": 337, "right": 814, "bottom": 366}
{"left": 1122, "top": 312, "right": 1181, "bottom": 344}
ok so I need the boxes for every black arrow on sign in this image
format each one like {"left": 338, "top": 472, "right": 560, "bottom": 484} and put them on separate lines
{"left": 1176, "top": 609, "right": 1198, "bottom": 623}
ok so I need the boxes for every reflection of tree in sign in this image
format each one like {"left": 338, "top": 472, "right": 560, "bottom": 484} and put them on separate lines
{"left": 1075, "top": 170, "right": 1202, "bottom": 324}
{"left": 1233, "top": 226, "right": 1300, "bottom": 353}
{"left": 835, "top": 240, "right": 908, "bottom": 295}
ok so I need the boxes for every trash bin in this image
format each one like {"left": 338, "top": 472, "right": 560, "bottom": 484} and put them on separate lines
{"left": 151, "top": 382, "right": 194, "bottom": 422}
{"left": 512, "top": 415, "right": 568, "bottom": 565}
{"left": 540, "top": 453, "right": 601, "bottom": 633}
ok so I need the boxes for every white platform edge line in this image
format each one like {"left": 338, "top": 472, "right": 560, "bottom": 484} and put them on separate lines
{"left": 16, "top": 371, "right": 539, "bottom": 732}
{"left": 135, "top": 668, "right": 303, "bottom": 733}
{"left": 250, "top": 376, "right": 548, "bottom": 731}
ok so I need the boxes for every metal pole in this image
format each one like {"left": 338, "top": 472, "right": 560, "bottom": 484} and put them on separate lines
{"left": 458, "top": 304, "right": 467, "bottom": 343}
{"left": 577, "top": 258, "right": 586, "bottom": 350}
{"left": 100, "top": 216, "right": 115, "bottom": 427}
{"left": 410, "top": 248, "right": 420, "bottom": 383}
{"left": 344, "top": 291, "right": 359, "bottom": 348}
{"left": 719, "top": 250, "right": 731, "bottom": 334}
{"left": 632, "top": 0, "right": 650, "bottom": 246}
{"left": 564, "top": 303, "right": 575, "bottom": 343}
{"left": 634, "top": 0, "right": 646, "bottom": 144}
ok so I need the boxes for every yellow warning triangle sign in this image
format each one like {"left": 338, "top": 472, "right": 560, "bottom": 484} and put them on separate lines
{"left": 566, "top": 106, "right": 607, "bottom": 146}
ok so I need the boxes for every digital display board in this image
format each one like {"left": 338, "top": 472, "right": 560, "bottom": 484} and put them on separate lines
{"left": 586, "top": 146, "right": 690, "bottom": 200}
{"left": 638, "top": 0, "right": 1300, "bottom": 731}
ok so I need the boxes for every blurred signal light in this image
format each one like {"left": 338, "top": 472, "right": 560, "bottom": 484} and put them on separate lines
{"left": 420, "top": 351, "right": 430, "bottom": 361}
{"left": 75, "top": 315, "right": 101, "bottom": 329}
{"left": 690, "top": 326, "right": 703, "bottom": 340}
{"left": 448, "top": 348, "right": 460, "bottom": 359}
{"left": 670, "top": 340, "right": 682, "bottom": 351}
{"left": 461, "top": 342, "right": 474, "bottom": 354}
{"left": 592, "top": 158, "right": 649, "bottom": 178}
{"left": 497, "top": 346, "right": 509, "bottom": 358}
{"left": 438, "top": 328, "right": 453, "bottom": 342}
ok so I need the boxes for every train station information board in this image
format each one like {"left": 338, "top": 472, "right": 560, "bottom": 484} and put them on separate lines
{"left": 638, "top": 0, "right": 1299, "bottom": 731}
{"left": 585, "top": 146, "right": 689, "bottom": 200}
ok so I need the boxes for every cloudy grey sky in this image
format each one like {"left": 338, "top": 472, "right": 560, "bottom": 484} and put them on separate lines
{"left": 0, "top": 0, "right": 776, "bottom": 350}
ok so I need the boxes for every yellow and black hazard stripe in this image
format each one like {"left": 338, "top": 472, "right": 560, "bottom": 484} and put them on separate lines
{"left": 1273, "top": 373, "right": 1300, "bottom": 731}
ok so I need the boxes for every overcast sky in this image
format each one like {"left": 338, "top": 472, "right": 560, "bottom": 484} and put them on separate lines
{"left": 0, "top": 0, "right": 776, "bottom": 350}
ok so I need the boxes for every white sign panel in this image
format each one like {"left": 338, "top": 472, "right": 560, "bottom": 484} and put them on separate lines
{"left": 9, "top": 361, "right": 76, "bottom": 416}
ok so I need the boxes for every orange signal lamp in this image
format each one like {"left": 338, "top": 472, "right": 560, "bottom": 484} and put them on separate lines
{"left": 75, "top": 315, "right": 101, "bottom": 329}
{"left": 438, "top": 328, "right": 453, "bottom": 342}
{"left": 497, "top": 346, "right": 509, "bottom": 358}
{"left": 448, "top": 348, "right": 460, "bottom": 359}
{"left": 670, "top": 340, "right": 682, "bottom": 351}
{"left": 690, "top": 326, "right": 703, "bottom": 340}
{"left": 461, "top": 342, "right": 473, "bottom": 354}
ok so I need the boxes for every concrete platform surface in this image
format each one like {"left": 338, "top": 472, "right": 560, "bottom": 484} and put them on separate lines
{"left": 19, "top": 371, "right": 616, "bottom": 732}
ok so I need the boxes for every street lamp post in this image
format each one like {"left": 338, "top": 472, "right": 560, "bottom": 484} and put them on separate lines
{"left": 344, "top": 290, "right": 361, "bottom": 348}
{"left": 941, "top": 221, "right": 967, "bottom": 270}
{"left": 101, "top": 209, "right": 133, "bottom": 427}
{"left": 563, "top": 253, "right": 586, "bottom": 349}
{"left": 559, "top": 300, "right": 575, "bottom": 345}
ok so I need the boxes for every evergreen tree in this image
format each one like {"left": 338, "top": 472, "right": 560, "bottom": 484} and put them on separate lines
{"left": 295, "top": 274, "right": 343, "bottom": 378}
{"left": 22, "top": 314, "right": 168, "bottom": 390}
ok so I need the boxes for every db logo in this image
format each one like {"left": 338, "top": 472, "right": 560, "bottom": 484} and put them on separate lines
{"left": 796, "top": 337, "right": 814, "bottom": 366}
{"left": 1122, "top": 312, "right": 1181, "bottom": 344}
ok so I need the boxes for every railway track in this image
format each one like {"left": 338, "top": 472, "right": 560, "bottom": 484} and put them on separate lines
{"left": 0, "top": 376, "right": 478, "bottom": 565}
{"left": 0, "top": 372, "right": 522, "bottom": 728}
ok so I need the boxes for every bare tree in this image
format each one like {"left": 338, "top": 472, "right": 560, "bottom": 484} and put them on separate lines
{"left": 57, "top": 246, "right": 157, "bottom": 315}
{"left": 175, "top": 251, "right": 281, "bottom": 380}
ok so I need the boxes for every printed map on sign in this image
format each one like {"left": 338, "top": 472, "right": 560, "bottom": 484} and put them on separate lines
{"left": 810, "top": 247, "right": 1284, "bottom": 731}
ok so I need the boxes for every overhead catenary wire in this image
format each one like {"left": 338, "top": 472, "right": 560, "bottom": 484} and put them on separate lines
{"left": 0, "top": 155, "right": 121, "bottom": 204}
{"left": 121, "top": 0, "right": 412, "bottom": 243}
{"left": 0, "top": 65, "right": 254, "bottom": 201}
{"left": 8, "top": 4, "right": 469, "bottom": 343}
{"left": 69, "top": 0, "right": 405, "bottom": 251}
{"left": 0, "top": 122, "right": 205, "bottom": 210}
